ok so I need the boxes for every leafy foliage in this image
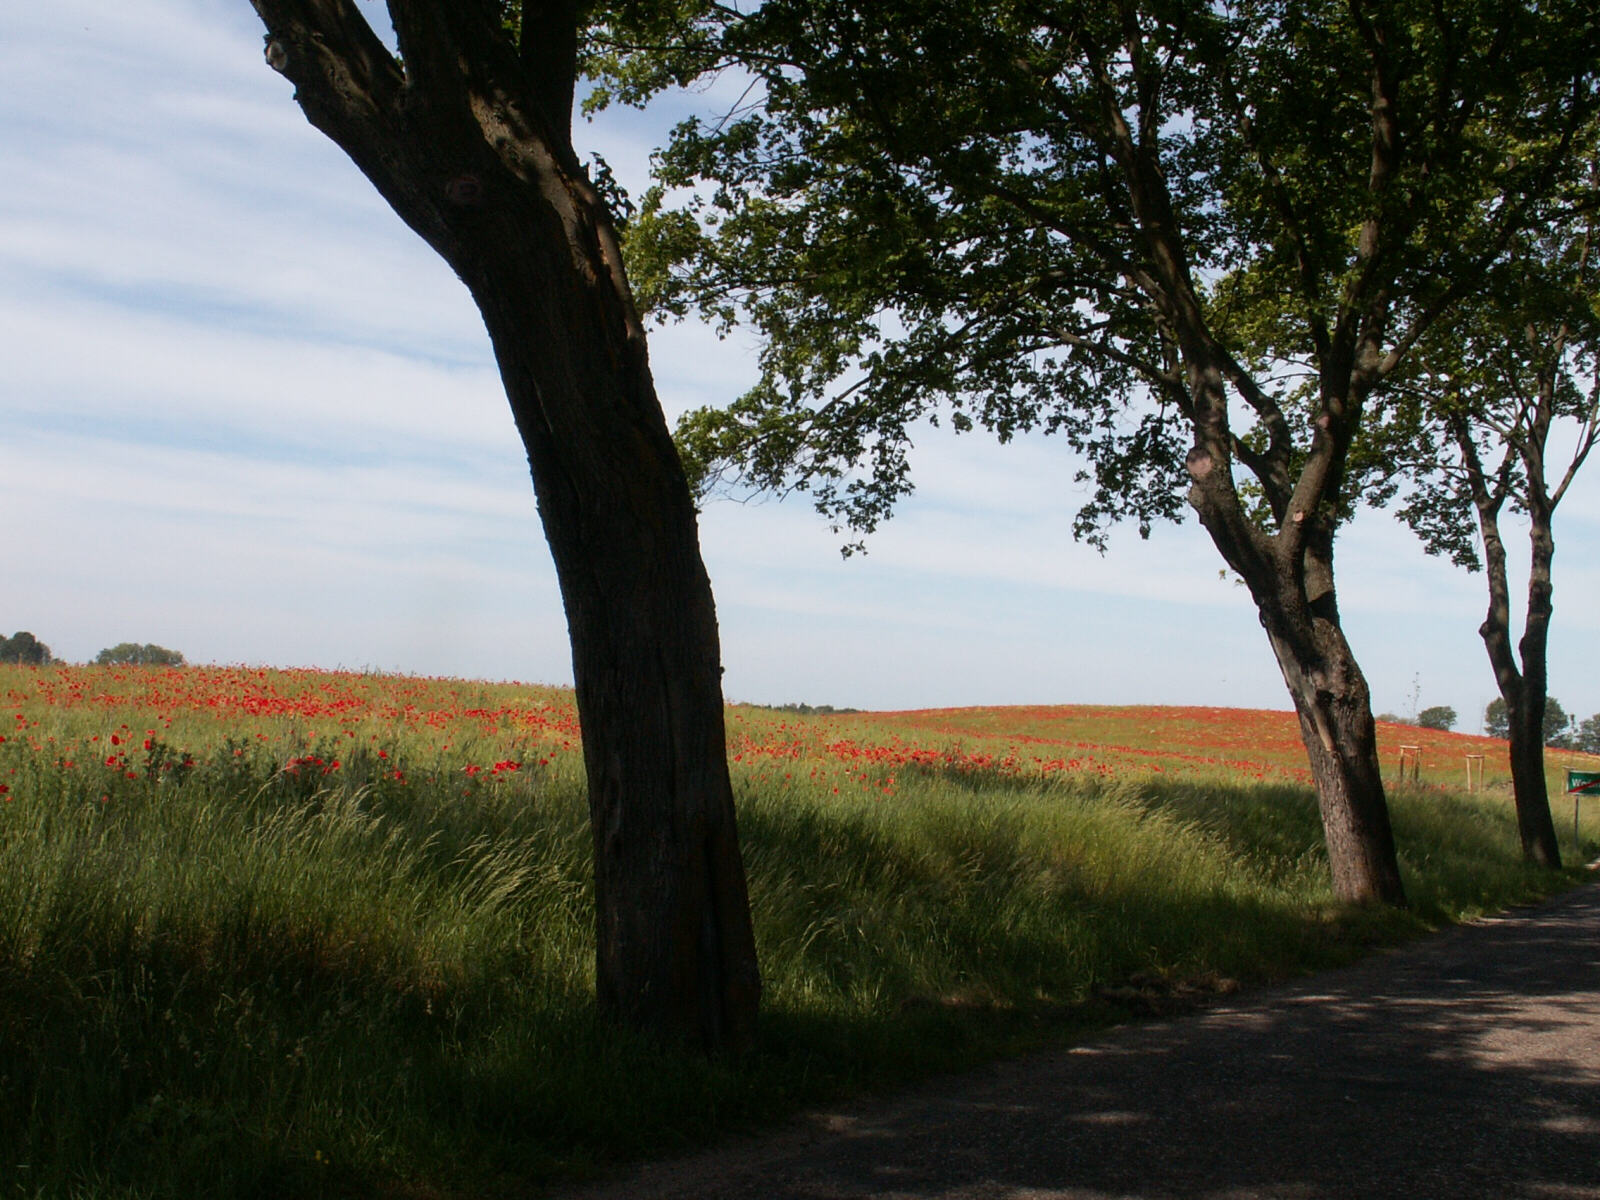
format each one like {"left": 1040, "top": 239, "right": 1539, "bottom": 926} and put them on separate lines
{"left": 94, "top": 642, "right": 187, "bottom": 667}
{"left": 1484, "top": 697, "right": 1509, "bottom": 739}
{"left": 0, "top": 631, "right": 52, "bottom": 666}
{"left": 1485, "top": 696, "right": 1572, "bottom": 746}
{"left": 1416, "top": 706, "right": 1457, "bottom": 733}
{"left": 605, "top": 0, "right": 1598, "bottom": 559}
{"left": 1546, "top": 699, "right": 1576, "bottom": 750}
{"left": 1367, "top": 219, "right": 1600, "bottom": 572}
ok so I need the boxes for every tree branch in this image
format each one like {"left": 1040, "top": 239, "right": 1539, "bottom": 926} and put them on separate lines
{"left": 1041, "top": 321, "right": 1186, "bottom": 405}
{"left": 518, "top": 0, "right": 581, "bottom": 133}
{"left": 1548, "top": 355, "right": 1600, "bottom": 510}
{"left": 1208, "top": 51, "right": 1332, "bottom": 365}
{"left": 249, "top": 0, "right": 406, "bottom": 159}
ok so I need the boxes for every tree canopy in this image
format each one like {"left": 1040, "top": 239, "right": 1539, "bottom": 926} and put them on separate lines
{"left": 619, "top": 0, "right": 1596, "bottom": 547}
{"left": 0, "top": 631, "right": 53, "bottom": 666}
{"left": 1416, "top": 706, "right": 1457, "bottom": 732}
{"left": 606, "top": 0, "right": 1599, "bottom": 905}
{"left": 95, "top": 643, "right": 187, "bottom": 668}
{"left": 1372, "top": 220, "right": 1599, "bottom": 575}
{"left": 1485, "top": 696, "right": 1572, "bottom": 746}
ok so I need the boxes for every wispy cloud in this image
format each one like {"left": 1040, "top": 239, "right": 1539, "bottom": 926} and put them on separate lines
{"left": 1, "top": 0, "right": 1594, "bottom": 722}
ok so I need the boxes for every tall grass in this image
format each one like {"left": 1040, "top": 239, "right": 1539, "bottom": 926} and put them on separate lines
{"left": 1, "top": 668, "right": 1594, "bottom": 1199}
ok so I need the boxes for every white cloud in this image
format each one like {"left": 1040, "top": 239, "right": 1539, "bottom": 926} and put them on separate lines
{"left": 2, "top": 292, "right": 507, "bottom": 463}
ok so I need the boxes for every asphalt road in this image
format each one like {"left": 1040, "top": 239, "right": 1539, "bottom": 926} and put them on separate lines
{"left": 565, "top": 879, "right": 1600, "bottom": 1200}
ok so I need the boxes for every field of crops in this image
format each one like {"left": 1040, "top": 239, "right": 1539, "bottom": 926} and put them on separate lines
{"left": 3, "top": 664, "right": 1595, "bottom": 1200}
{"left": 2, "top": 662, "right": 1567, "bottom": 804}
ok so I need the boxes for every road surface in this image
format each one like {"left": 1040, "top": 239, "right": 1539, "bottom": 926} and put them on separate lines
{"left": 565, "top": 879, "right": 1600, "bottom": 1199}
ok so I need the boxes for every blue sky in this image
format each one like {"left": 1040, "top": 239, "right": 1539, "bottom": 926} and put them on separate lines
{"left": 3, "top": 0, "right": 1597, "bottom": 728}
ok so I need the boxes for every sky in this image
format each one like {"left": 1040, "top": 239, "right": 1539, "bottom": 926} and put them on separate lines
{"left": 3, "top": 1, "right": 1597, "bottom": 728}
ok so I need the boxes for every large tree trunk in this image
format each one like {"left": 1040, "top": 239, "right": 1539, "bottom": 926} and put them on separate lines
{"left": 1262, "top": 610, "right": 1407, "bottom": 904}
{"left": 465, "top": 236, "right": 762, "bottom": 1047}
{"left": 1505, "top": 697, "right": 1561, "bottom": 868}
{"left": 1185, "top": 408, "right": 1407, "bottom": 907}
{"left": 249, "top": 0, "right": 761, "bottom": 1048}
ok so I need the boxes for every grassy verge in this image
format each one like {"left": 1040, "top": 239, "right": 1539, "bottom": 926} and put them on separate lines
{"left": 2, "top": 668, "right": 1594, "bottom": 1199}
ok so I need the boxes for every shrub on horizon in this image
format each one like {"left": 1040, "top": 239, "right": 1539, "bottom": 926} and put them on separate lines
{"left": 0, "top": 630, "right": 52, "bottom": 665}
{"left": 94, "top": 642, "right": 186, "bottom": 667}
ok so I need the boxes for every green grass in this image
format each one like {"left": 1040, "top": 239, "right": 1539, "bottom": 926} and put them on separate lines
{"left": 2, "top": 666, "right": 1595, "bottom": 1199}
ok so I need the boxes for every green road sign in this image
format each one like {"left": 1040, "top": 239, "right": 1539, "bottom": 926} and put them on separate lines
{"left": 1566, "top": 770, "right": 1600, "bottom": 859}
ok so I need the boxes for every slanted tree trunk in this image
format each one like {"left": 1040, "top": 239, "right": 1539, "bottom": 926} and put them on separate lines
{"left": 470, "top": 243, "right": 762, "bottom": 1042}
{"left": 1093, "top": 23, "right": 1412, "bottom": 906}
{"left": 249, "top": 0, "right": 760, "bottom": 1048}
{"left": 1187, "top": 439, "right": 1407, "bottom": 905}
{"left": 1260, "top": 593, "right": 1405, "bottom": 904}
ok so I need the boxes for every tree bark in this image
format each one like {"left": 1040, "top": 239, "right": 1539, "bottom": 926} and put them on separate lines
{"left": 1260, "top": 597, "right": 1407, "bottom": 904}
{"left": 1505, "top": 692, "right": 1561, "bottom": 868}
{"left": 248, "top": 0, "right": 760, "bottom": 1048}
{"left": 468, "top": 237, "right": 763, "bottom": 1045}
{"left": 1183, "top": 523, "right": 1407, "bottom": 906}
{"left": 1245, "top": 564, "right": 1406, "bottom": 904}
{"left": 1509, "top": 453, "right": 1565, "bottom": 868}
{"left": 1472, "top": 505, "right": 1561, "bottom": 864}
{"left": 1183, "top": 361, "right": 1406, "bottom": 907}
{"left": 1471, "top": 457, "right": 1562, "bottom": 868}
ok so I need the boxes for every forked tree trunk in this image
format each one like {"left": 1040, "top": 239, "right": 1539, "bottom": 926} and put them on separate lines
{"left": 249, "top": 0, "right": 761, "bottom": 1048}
{"left": 1475, "top": 483, "right": 1562, "bottom": 868}
{"left": 1186, "top": 418, "right": 1407, "bottom": 907}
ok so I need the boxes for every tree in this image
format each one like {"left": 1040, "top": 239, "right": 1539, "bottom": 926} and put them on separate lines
{"left": 1369, "top": 203, "right": 1598, "bottom": 867}
{"left": 0, "top": 631, "right": 53, "bottom": 666}
{"left": 95, "top": 642, "right": 187, "bottom": 667}
{"left": 1416, "top": 706, "right": 1457, "bottom": 732}
{"left": 1485, "top": 696, "right": 1572, "bottom": 748}
{"left": 612, "top": 0, "right": 1598, "bottom": 905}
{"left": 245, "top": 0, "right": 759, "bottom": 1048}
{"left": 1485, "top": 697, "right": 1509, "bottom": 739}
{"left": 1545, "top": 699, "right": 1575, "bottom": 750}
{"left": 1575, "top": 714, "right": 1600, "bottom": 756}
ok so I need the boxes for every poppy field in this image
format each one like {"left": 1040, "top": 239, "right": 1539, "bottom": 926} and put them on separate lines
{"left": 3, "top": 664, "right": 1595, "bottom": 1200}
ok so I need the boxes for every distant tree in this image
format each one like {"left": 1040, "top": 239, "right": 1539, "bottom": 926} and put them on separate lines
{"left": 1485, "top": 697, "right": 1509, "bottom": 739}
{"left": 1369, "top": 204, "right": 1598, "bottom": 868}
{"left": 0, "top": 631, "right": 53, "bottom": 666}
{"left": 1375, "top": 713, "right": 1406, "bottom": 726}
{"left": 1416, "top": 706, "right": 1457, "bottom": 732}
{"left": 94, "top": 643, "right": 186, "bottom": 667}
{"left": 770, "top": 702, "right": 860, "bottom": 716}
{"left": 1545, "top": 699, "right": 1575, "bottom": 750}
{"left": 1485, "top": 696, "right": 1571, "bottom": 746}
{"left": 1576, "top": 714, "right": 1600, "bottom": 755}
